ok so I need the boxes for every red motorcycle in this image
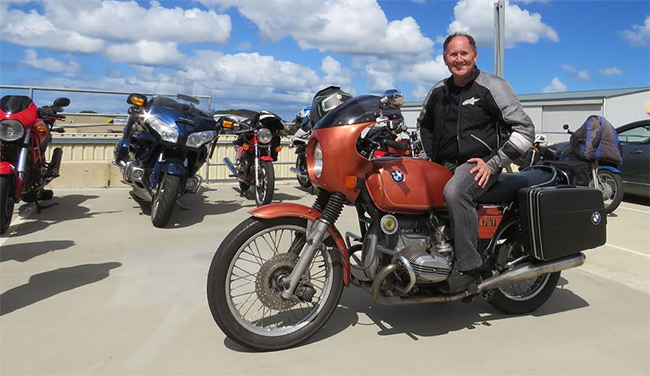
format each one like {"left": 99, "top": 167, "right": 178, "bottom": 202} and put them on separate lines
{"left": 207, "top": 91, "right": 606, "bottom": 351}
{"left": 0, "top": 95, "right": 69, "bottom": 234}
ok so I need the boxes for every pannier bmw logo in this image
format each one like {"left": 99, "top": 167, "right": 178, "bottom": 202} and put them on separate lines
{"left": 591, "top": 211, "right": 602, "bottom": 225}
{"left": 391, "top": 170, "right": 404, "bottom": 183}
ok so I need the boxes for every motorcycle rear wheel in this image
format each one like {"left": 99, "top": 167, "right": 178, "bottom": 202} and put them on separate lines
{"left": 591, "top": 170, "right": 623, "bottom": 214}
{"left": 0, "top": 175, "right": 16, "bottom": 234}
{"left": 255, "top": 161, "right": 274, "bottom": 206}
{"left": 207, "top": 217, "right": 343, "bottom": 351}
{"left": 487, "top": 219, "right": 560, "bottom": 314}
{"left": 296, "top": 153, "right": 311, "bottom": 188}
{"left": 151, "top": 173, "right": 181, "bottom": 228}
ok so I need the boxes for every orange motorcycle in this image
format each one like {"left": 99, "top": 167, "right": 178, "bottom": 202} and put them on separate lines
{"left": 207, "top": 91, "right": 607, "bottom": 351}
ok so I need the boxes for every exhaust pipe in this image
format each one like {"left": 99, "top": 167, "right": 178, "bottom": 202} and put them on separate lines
{"left": 477, "top": 252, "right": 585, "bottom": 293}
{"left": 223, "top": 157, "right": 238, "bottom": 177}
{"left": 371, "top": 252, "right": 586, "bottom": 305}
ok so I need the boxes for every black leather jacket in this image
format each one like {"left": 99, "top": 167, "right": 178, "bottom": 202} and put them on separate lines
{"left": 417, "top": 68, "right": 535, "bottom": 173}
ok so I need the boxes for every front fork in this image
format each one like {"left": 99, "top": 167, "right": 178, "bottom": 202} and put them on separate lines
{"left": 16, "top": 129, "right": 31, "bottom": 181}
{"left": 280, "top": 192, "right": 346, "bottom": 300}
{"left": 590, "top": 161, "right": 600, "bottom": 190}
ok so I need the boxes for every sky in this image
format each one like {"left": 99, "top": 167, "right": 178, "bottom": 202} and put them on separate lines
{"left": 0, "top": 0, "right": 649, "bottom": 120}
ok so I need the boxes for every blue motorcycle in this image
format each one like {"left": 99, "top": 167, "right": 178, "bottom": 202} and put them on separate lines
{"left": 114, "top": 93, "right": 222, "bottom": 227}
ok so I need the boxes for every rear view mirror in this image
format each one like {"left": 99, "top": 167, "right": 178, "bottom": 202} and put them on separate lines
{"left": 53, "top": 97, "right": 70, "bottom": 107}
{"left": 380, "top": 89, "right": 404, "bottom": 109}
{"left": 127, "top": 93, "right": 147, "bottom": 106}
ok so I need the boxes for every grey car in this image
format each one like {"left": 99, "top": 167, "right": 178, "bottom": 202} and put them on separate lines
{"left": 617, "top": 119, "right": 650, "bottom": 197}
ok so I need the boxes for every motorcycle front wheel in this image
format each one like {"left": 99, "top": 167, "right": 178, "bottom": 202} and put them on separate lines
{"left": 151, "top": 173, "right": 181, "bottom": 228}
{"left": 207, "top": 217, "right": 344, "bottom": 351}
{"left": 295, "top": 153, "right": 311, "bottom": 188}
{"left": 255, "top": 161, "right": 274, "bottom": 206}
{"left": 0, "top": 174, "right": 16, "bottom": 234}
{"left": 486, "top": 218, "right": 560, "bottom": 314}
{"left": 591, "top": 170, "right": 624, "bottom": 214}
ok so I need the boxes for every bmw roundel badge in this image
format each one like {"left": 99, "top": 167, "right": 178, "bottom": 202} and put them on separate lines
{"left": 391, "top": 170, "right": 404, "bottom": 183}
{"left": 591, "top": 211, "right": 602, "bottom": 225}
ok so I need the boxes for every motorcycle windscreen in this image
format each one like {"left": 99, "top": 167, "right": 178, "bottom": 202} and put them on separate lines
{"left": 366, "top": 158, "right": 451, "bottom": 214}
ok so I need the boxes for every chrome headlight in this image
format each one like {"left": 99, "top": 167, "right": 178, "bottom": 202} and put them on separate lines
{"left": 313, "top": 142, "right": 323, "bottom": 179}
{"left": 0, "top": 120, "right": 25, "bottom": 142}
{"left": 257, "top": 128, "right": 273, "bottom": 144}
{"left": 147, "top": 115, "right": 178, "bottom": 143}
{"left": 186, "top": 130, "right": 217, "bottom": 148}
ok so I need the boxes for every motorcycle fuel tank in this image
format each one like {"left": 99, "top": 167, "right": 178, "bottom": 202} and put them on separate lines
{"left": 366, "top": 157, "right": 452, "bottom": 213}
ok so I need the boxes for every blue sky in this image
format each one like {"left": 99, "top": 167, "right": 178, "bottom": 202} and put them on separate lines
{"left": 1, "top": 0, "right": 649, "bottom": 120}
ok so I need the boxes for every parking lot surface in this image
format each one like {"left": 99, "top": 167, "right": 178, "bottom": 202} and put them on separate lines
{"left": 1, "top": 183, "right": 649, "bottom": 375}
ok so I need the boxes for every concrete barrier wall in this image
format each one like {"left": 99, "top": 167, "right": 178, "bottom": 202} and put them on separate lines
{"left": 47, "top": 134, "right": 299, "bottom": 188}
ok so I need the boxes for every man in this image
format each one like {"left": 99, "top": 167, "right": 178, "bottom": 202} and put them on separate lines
{"left": 417, "top": 32, "right": 535, "bottom": 292}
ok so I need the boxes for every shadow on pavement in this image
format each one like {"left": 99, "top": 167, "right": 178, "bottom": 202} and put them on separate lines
{"left": 10, "top": 194, "right": 117, "bottom": 237}
{"left": 0, "top": 240, "right": 75, "bottom": 263}
{"left": 0, "top": 262, "right": 121, "bottom": 316}
{"left": 223, "top": 275, "right": 588, "bottom": 351}
{"left": 623, "top": 193, "right": 649, "bottom": 206}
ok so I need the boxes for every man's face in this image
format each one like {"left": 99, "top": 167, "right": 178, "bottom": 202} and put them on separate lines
{"left": 443, "top": 36, "right": 477, "bottom": 82}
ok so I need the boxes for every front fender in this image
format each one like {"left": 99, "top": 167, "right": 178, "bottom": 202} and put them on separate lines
{"left": 163, "top": 160, "right": 186, "bottom": 176}
{"left": 0, "top": 162, "right": 14, "bottom": 175}
{"left": 598, "top": 165, "right": 621, "bottom": 174}
{"left": 250, "top": 203, "right": 351, "bottom": 286}
{"left": 0, "top": 162, "right": 21, "bottom": 198}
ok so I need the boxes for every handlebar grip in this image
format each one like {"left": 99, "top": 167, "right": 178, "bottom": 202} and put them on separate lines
{"left": 384, "top": 139, "right": 409, "bottom": 151}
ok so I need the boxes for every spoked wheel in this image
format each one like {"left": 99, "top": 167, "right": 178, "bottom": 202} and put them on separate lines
{"left": 296, "top": 153, "right": 311, "bottom": 188}
{"left": 591, "top": 170, "right": 623, "bottom": 214}
{"left": 207, "top": 217, "right": 343, "bottom": 351}
{"left": 486, "top": 218, "right": 560, "bottom": 314}
{"left": 255, "top": 161, "right": 274, "bottom": 206}
{"left": 0, "top": 175, "right": 16, "bottom": 235}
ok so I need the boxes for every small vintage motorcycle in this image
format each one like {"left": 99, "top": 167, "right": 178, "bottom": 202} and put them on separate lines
{"left": 0, "top": 95, "right": 69, "bottom": 234}
{"left": 289, "top": 106, "right": 312, "bottom": 188}
{"left": 222, "top": 111, "right": 285, "bottom": 206}
{"left": 114, "top": 93, "right": 221, "bottom": 227}
{"left": 515, "top": 124, "right": 624, "bottom": 214}
{"left": 207, "top": 91, "right": 606, "bottom": 351}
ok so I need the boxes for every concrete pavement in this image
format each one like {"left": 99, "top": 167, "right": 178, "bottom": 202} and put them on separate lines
{"left": 1, "top": 184, "right": 649, "bottom": 375}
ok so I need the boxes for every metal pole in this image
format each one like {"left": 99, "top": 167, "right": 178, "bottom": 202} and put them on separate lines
{"left": 494, "top": 0, "right": 505, "bottom": 77}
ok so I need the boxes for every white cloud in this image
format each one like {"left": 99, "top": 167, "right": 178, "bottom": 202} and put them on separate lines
{"left": 599, "top": 66, "right": 624, "bottom": 76}
{"left": 0, "top": 6, "right": 104, "bottom": 53}
{"left": 561, "top": 64, "right": 590, "bottom": 81}
{"left": 448, "top": 0, "right": 558, "bottom": 48}
{"left": 542, "top": 77, "right": 567, "bottom": 93}
{"left": 321, "top": 56, "right": 353, "bottom": 86}
{"left": 620, "top": 16, "right": 650, "bottom": 47}
{"left": 103, "top": 41, "right": 185, "bottom": 66}
{"left": 22, "top": 49, "right": 81, "bottom": 76}
{"left": 41, "top": 0, "right": 231, "bottom": 44}
{"left": 202, "top": 0, "right": 433, "bottom": 56}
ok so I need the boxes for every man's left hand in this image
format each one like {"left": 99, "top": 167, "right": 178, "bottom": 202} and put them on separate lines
{"left": 468, "top": 157, "right": 492, "bottom": 188}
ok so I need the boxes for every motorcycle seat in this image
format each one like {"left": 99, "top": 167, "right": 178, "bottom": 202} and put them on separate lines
{"left": 477, "top": 166, "right": 556, "bottom": 204}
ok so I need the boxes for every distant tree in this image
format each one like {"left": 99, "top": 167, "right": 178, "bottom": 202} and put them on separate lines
{"left": 79, "top": 110, "right": 98, "bottom": 113}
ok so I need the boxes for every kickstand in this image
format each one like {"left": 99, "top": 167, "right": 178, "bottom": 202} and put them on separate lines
{"left": 35, "top": 200, "right": 58, "bottom": 214}
{"left": 176, "top": 200, "right": 189, "bottom": 211}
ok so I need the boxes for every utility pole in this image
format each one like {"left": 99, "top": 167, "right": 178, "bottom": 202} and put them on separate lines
{"left": 494, "top": 0, "right": 505, "bottom": 77}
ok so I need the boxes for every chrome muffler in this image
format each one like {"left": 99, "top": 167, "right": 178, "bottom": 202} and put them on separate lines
{"left": 371, "top": 252, "right": 586, "bottom": 305}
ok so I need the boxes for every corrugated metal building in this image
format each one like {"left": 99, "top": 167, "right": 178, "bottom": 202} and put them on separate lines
{"left": 401, "top": 87, "right": 650, "bottom": 142}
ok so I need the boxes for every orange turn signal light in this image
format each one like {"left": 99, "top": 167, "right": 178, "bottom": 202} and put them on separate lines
{"left": 36, "top": 124, "right": 48, "bottom": 133}
{"left": 222, "top": 120, "right": 234, "bottom": 128}
{"left": 275, "top": 146, "right": 283, "bottom": 153}
{"left": 242, "top": 144, "right": 250, "bottom": 151}
{"left": 344, "top": 176, "right": 358, "bottom": 189}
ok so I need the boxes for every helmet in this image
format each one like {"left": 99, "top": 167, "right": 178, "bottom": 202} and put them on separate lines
{"left": 294, "top": 105, "right": 311, "bottom": 131}
{"left": 310, "top": 86, "right": 352, "bottom": 126}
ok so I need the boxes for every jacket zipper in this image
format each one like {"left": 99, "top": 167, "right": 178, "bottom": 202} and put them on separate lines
{"left": 471, "top": 133, "right": 493, "bottom": 152}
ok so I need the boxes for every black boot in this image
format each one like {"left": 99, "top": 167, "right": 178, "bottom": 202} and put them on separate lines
{"left": 445, "top": 269, "right": 480, "bottom": 293}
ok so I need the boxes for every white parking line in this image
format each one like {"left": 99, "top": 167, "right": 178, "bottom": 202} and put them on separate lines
{"left": 606, "top": 243, "right": 650, "bottom": 259}
{"left": 619, "top": 205, "right": 650, "bottom": 214}
{"left": 0, "top": 207, "right": 33, "bottom": 248}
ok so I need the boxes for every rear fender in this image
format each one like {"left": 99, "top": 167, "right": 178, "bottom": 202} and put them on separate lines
{"left": 250, "top": 203, "right": 351, "bottom": 286}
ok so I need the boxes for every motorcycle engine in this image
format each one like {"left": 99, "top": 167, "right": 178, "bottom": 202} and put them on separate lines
{"left": 366, "top": 215, "right": 453, "bottom": 283}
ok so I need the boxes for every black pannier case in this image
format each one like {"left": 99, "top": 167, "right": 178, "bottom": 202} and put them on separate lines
{"left": 518, "top": 186, "right": 606, "bottom": 261}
